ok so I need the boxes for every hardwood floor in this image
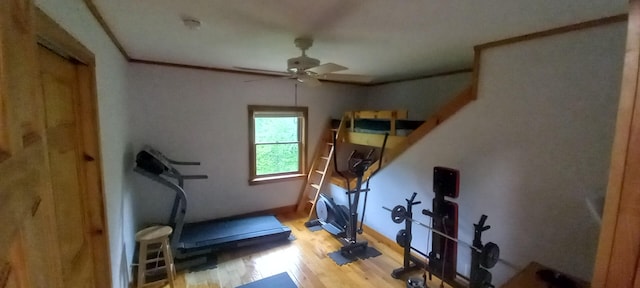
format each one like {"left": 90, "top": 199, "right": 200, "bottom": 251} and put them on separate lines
{"left": 164, "top": 212, "right": 452, "bottom": 288}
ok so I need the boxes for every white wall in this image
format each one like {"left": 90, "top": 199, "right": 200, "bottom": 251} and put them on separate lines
{"left": 128, "top": 64, "right": 367, "bottom": 225}
{"left": 366, "top": 73, "right": 472, "bottom": 120}
{"left": 349, "top": 22, "right": 625, "bottom": 285}
{"left": 34, "top": 0, "right": 135, "bottom": 287}
{"left": 33, "top": 3, "right": 625, "bottom": 287}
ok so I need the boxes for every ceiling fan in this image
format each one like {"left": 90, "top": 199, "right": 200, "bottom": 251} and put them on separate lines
{"left": 238, "top": 38, "right": 373, "bottom": 87}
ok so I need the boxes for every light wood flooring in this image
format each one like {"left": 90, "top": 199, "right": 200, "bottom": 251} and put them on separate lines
{"left": 162, "top": 212, "right": 452, "bottom": 288}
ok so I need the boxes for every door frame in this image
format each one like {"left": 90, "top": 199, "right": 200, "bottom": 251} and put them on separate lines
{"left": 35, "top": 8, "right": 111, "bottom": 288}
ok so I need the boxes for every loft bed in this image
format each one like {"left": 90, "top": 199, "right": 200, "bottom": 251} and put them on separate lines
{"left": 330, "top": 86, "right": 474, "bottom": 188}
{"left": 330, "top": 118, "right": 424, "bottom": 136}
{"left": 298, "top": 86, "right": 475, "bottom": 214}
{"left": 329, "top": 109, "right": 423, "bottom": 187}
{"left": 332, "top": 110, "right": 424, "bottom": 149}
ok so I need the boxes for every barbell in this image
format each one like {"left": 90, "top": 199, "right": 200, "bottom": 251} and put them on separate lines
{"left": 383, "top": 206, "right": 519, "bottom": 271}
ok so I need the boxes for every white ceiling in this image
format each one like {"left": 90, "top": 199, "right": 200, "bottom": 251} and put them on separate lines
{"left": 92, "top": 0, "right": 627, "bottom": 83}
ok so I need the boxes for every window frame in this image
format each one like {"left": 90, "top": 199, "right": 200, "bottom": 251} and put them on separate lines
{"left": 248, "top": 105, "right": 308, "bottom": 185}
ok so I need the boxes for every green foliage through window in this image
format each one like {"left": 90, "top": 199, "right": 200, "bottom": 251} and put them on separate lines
{"left": 254, "top": 116, "right": 301, "bottom": 176}
{"left": 254, "top": 117, "right": 298, "bottom": 143}
{"left": 256, "top": 143, "right": 299, "bottom": 175}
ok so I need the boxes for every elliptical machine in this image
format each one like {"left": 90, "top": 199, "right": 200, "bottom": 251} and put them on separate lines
{"left": 336, "top": 147, "right": 381, "bottom": 255}
{"left": 308, "top": 133, "right": 388, "bottom": 260}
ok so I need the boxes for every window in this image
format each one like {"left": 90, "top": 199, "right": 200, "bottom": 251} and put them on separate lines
{"left": 248, "top": 105, "right": 308, "bottom": 184}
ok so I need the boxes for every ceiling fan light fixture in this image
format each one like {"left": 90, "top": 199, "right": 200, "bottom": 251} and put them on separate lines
{"left": 238, "top": 37, "right": 369, "bottom": 87}
{"left": 287, "top": 56, "right": 320, "bottom": 72}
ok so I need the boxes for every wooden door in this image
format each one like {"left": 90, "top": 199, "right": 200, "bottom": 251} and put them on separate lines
{"left": 1, "top": 1, "right": 110, "bottom": 287}
{"left": 593, "top": 0, "right": 640, "bottom": 286}
{"left": 38, "top": 45, "right": 96, "bottom": 288}
{"left": 0, "top": 1, "right": 56, "bottom": 287}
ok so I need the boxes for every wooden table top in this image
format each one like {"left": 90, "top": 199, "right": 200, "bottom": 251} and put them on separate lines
{"left": 501, "top": 262, "right": 589, "bottom": 288}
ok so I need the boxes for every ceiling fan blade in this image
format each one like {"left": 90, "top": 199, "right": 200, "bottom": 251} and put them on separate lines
{"left": 234, "top": 66, "right": 289, "bottom": 76}
{"left": 306, "top": 62, "right": 347, "bottom": 75}
{"left": 320, "top": 73, "right": 375, "bottom": 83}
{"left": 244, "top": 75, "right": 293, "bottom": 83}
{"left": 244, "top": 77, "right": 276, "bottom": 83}
{"left": 298, "top": 74, "right": 322, "bottom": 87}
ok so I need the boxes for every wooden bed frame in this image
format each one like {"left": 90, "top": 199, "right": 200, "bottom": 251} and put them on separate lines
{"left": 341, "top": 109, "right": 410, "bottom": 148}
{"left": 332, "top": 86, "right": 474, "bottom": 188}
{"left": 296, "top": 86, "right": 473, "bottom": 215}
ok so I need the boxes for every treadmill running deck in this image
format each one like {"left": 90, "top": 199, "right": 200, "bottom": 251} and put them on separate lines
{"left": 179, "top": 215, "right": 291, "bottom": 250}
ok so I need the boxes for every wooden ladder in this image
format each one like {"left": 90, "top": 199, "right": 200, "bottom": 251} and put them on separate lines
{"left": 296, "top": 115, "right": 348, "bottom": 218}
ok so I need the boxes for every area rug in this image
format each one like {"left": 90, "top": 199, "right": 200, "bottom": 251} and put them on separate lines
{"left": 236, "top": 272, "right": 297, "bottom": 288}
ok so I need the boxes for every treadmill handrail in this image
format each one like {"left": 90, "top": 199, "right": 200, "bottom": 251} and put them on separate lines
{"left": 133, "top": 166, "right": 187, "bottom": 249}
{"left": 142, "top": 145, "right": 201, "bottom": 166}
{"left": 182, "top": 175, "right": 208, "bottom": 180}
{"left": 162, "top": 173, "right": 208, "bottom": 180}
{"left": 167, "top": 160, "right": 201, "bottom": 166}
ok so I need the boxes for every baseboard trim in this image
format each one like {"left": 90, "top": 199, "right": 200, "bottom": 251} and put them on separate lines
{"left": 362, "top": 223, "right": 432, "bottom": 266}
{"left": 362, "top": 223, "right": 403, "bottom": 255}
{"left": 267, "top": 204, "right": 298, "bottom": 216}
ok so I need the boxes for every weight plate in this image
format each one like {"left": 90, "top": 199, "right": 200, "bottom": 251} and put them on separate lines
{"left": 396, "top": 229, "right": 411, "bottom": 248}
{"left": 406, "top": 277, "right": 425, "bottom": 288}
{"left": 391, "top": 205, "right": 407, "bottom": 223}
{"left": 470, "top": 268, "right": 492, "bottom": 286}
{"left": 481, "top": 242, "right": 500, "bottom": 269}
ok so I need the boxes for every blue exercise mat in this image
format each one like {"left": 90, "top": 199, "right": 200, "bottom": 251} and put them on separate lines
{"left": 328, "top": 246, "right": 382, "bottom": 266}
{"left": 236, "top": 272, "right": 297, "bottom": 288}
{"left": 306, "top": 225, "right": 323, "bottom": 232}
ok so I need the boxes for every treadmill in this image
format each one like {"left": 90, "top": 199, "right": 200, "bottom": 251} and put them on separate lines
{"left": 133, "top": 146, "right": 291, "bottom": 268}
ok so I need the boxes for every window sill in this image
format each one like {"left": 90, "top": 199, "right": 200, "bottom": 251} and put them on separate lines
{"left": 249, "top": 173, "right": 306, "bottom": 185}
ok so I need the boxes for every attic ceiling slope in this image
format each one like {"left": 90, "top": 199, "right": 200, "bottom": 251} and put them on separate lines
{"left": 90, "top": 0, "right": 627, "bottom": 83}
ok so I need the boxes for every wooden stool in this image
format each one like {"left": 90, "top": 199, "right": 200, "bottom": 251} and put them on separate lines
{"left": 135, "top": 225, "right": 176, "bottom": 288}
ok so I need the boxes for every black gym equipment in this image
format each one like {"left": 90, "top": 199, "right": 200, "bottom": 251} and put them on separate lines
{"left": 332, "top": 133, "right": 388, "bottom": 257}
{"left": 470, "top": 215, "right": 499, "bottom": 288}
{"left": 422, "top": 167, "right": 460, "bottom": 282}
{"left": 134, "top": 146, "right": 292, "bottom": 269}
{"left": 312, "top": 193, "right": 349, "bottom": 236}
{"left": 387, "top": 167, "right": 500, "bottom": 288}
{"left": 391, "top": 192, "right": 428, "bottom": 279}
{"left": 388, "top": 203, "right": 501, "bottom": 287}
{"left": 306, "top": 133, "right": 388, "bottom": 264}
